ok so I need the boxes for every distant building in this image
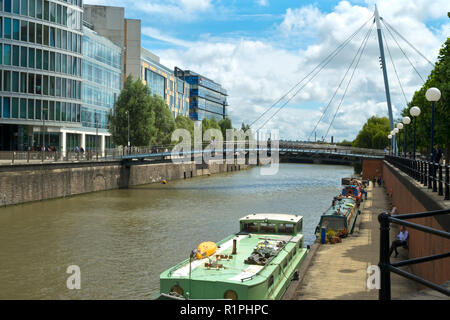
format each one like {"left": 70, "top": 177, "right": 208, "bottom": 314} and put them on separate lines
{"left": 175, "top": 69, "right": 228, "bottom": 121}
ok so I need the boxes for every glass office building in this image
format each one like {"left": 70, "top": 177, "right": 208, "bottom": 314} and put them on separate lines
{"left": 141, "top": 49, "right": 189, "bottom": 119}
{"left": 180, "top": 70, "right": 227, "bottom": 121}
{"left": 0, "top": 0, "right": 83, "bottom": 151}
{"left": 81, "top": 25, "right": 121, "bottom": 151}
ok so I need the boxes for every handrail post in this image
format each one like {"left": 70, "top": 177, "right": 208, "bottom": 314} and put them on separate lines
{"left": 424, "top": 162, "right": 428, "bottom": 187}
{"left": 438, "top": 164, "right": 443, "bottom": 196}
{"left": 378, "top": 211, "right": 391, "bottom": 300}
{"left": 433, "top": 162, "right": 437, "bottom": 192}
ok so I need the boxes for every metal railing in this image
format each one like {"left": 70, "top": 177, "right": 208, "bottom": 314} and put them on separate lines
{"left": 378, "top": 209, "right": 450, "bottom": 300}
{"left": 386, "top": 155, "right": 449, "bottom": 201}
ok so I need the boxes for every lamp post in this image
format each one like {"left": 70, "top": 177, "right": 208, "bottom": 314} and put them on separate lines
{"left": 388, "top": 134, "right": 392, "bottom": 155}
{"left": 393, "top": 127, "right": 399, "bottom": 156}
{"left": 425, "top": 87, "right": 441, "bottom": 192}
{"left": 402, "top": 116, "right": 411, "bottom": 158}
{"left": 409, "top": 106, "right": 420, "bottom": 159}
{"left": 396, "top": 123, "right": 403, "bottom": 155}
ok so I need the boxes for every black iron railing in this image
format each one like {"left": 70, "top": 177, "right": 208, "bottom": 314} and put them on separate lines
{"left": 385, "top": 155, "right": 449, "bottom": 200}
{"left": 378, "top": 209, "right": 450, "bottom": 300}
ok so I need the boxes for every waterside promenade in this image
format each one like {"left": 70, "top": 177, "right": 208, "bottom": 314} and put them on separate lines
{"left": 285, "top": 183, "right": 422, "bottom": 300}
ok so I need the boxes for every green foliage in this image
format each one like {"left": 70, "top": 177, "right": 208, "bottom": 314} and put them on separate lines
{"left": 174, "top": 115, "right": 195, "bottom": 144}
{"left": 337, "top": 139, "right": 353, "bottom": 147}
{"left": 352, "top": 116, "right": 391, "bottom": 149}
{"left": 201, "top": 117, "right": 221, "bottom": 137}
{"left": 153, "top": 94, "right": 175, "bottom": 146}
{"left": 402, "top": 37, "right": 450, "bottom": 159}
{"left": 218, "top": 117, "right": 233, "bottom": 140}
{"left": 108, "top": 75, "right": 155, "bottom": 146}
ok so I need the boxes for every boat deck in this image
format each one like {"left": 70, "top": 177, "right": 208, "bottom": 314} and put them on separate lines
{"left": 166, "top": 233, "right": 304, "bottom": 285}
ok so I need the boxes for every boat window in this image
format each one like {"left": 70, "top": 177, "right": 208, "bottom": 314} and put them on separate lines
{"left": 296, "top": 221, "right": 302, "bottom": 233}
{"left": 260, "top": 222, "right": 276, "bottom": 233}
{"left": 278, "top": 223, "right": 294, "bottom": 234}
{"left": 293, "top": 247, "right": 297, "bottom": 255}
{"left": 268, "top": 275, "right": 274, "bottom": 288}
{"left": 242, "top": 222, "right": 258, "bottom": 233}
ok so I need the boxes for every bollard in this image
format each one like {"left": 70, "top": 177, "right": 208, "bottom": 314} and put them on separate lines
{"left": 321, "top": 227, "right": 326, "bottom": 244}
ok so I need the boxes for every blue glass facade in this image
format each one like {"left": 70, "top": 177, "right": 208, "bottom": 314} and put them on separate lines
{"left": 81, "top": 26, "right": 122, "bottom": 130}
{"left": 183, "top": 72, "right": 227, "bottom": 121}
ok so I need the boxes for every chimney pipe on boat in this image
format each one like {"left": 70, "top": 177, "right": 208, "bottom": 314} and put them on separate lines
{"left": 232, "top": 239, "right": 237, "bottom": 255}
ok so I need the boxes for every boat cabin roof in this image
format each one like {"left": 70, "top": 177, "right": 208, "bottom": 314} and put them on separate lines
{"left": 240, "top": 213, "right": 302, "bottom": 224}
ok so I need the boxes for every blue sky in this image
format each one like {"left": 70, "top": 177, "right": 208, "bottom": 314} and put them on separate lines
{"left": 85, "top": 0, "right": 450, "bottom": 141}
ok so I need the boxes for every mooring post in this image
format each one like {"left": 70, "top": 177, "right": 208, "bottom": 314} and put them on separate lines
{"left": 378, "top": 211, "right": 391, "bottom": 300}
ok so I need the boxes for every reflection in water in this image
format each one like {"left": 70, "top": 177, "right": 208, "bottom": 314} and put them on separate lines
{"left": 0, "top": 163, "right": 353, "bottom": 299}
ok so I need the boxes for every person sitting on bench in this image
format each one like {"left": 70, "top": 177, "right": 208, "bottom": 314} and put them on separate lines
{"left": 389, "top": 225, "right": 409, "bottom": 257}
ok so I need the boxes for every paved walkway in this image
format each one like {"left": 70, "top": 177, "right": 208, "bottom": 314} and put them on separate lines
{"left": 292, "top": 183, "right": 419, "bottom": 300}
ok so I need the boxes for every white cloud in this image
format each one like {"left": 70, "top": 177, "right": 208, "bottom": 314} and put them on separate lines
{"left": 256, "top": 0, "right": 269, "bottom": 7}
{"left": 136, "top": 0, "right": 449, "bottom": 141}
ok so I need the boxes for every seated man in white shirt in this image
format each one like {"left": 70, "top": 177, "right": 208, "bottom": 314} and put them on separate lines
{"left": 389, "top": 225, "right": 409, "bottom": 257}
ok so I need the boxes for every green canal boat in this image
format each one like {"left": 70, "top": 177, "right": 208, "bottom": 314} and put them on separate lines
{"left": 315, "top": 196, "right": 359, "bottom": 236}
{"left": 158, "top": 213, "right": 308, "bottom": 300}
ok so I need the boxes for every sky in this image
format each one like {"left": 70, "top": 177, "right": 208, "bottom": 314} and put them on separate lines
{"left": 84, "top": 0, "right": 450, "bottom": 142}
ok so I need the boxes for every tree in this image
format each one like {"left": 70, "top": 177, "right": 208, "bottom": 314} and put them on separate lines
{"left": 153, "top": 94, "right": 175, "bottom": 146}
{"left": 174, "top": 115, "right": 195, "bottom": 144}
{"left": 108, "top": 75, "right": 155, "bottom": 146}
{"left": 352, "top": 116, "right": 391, "bottom": 149}
{"left": 218, "top": 117, "right": 233, "bottom": 140}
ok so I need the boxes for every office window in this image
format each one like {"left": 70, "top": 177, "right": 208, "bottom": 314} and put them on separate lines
{"left": 28, "top": 99, "right": 35, "bottom": 119}
{"left": 4, "top": 17, "right": 11, "bottom": 39}
{"left": 20, "top": 0, "right": 27, "bottom": 15}
{"left": 0, "top": 17, "right": 2, "bottom": 39}
{"left": 61, "top": 78, "right": 66, "bottom": 97}
{"left": 61, "top": 102, "right": 66, "bottom": 121}
{"left": 49, "top": 27, "right": 55, "bottom": 47}
{"left": 28, "top": 47, "right": 34, "bottom": 68}
{"left": 3, "top": 70, "right": 11, "bottom": 91}
{"left": 43, "top": 75, "right": 48, "bottom": 95}
{"left": 43, "top": 0, "right": 49, "bottom": 21}
{"left": 72, "top": 32, "right": 76, "bottom": 52}
{"left": 56, "top": 28, "right": 60, "bottom": 48}
{"left": 36, "top": 0, "right": 42, "bottom": 19}
{"left": 20, "top": 98, "right": 26, "bottom": 119}
{"left": 55, "top": 101, "right": 60, "bottom": 121}
{"left": 3, "top": 44, "right": 11, "bottom": 65}
{"left": 67, "top": 31, "right": 72, "bottom": 51}
{"left": 50, "top": 51, "right": 54, "bottom": 71}
{"left": 42, "top": 100, "right": 48, "bottom": 120}
{"left": 13, "top": 0, "right": 19, "bottom": 14}
{"left": 36, "top": 23, "right": 42, "bottom": 44}
{"left": 12, "top": 97, "right": 19, "bottom": 118}
{"left": 0, "top": 45, "right": 2, "bottom": 65}
{"left": 43, "top": 50, "right": 48, "bottom": 70}
{"left": 55, "top": 77, "right": 60, "bottom": 96}
{"left": 36, "top": 74, "right": 41, "bottom": 94}
{"left": 62, "top": 5, "right": 67, "bottom": 26}
{"left": 29, "top": 0, "right": 35, "bottom": 17}
{"left": 13, "top": 19, "right": 19, "bottom": 40}
{"left": 36, "top": 48, "right": 42, "bottom": 69}
{"left": 62, "top": 30, "right": 67, "bottom": 50}
{"left": 20, "top": 46, "right": 27, "bottom": 67}
{"left": 28, "top": 22, "right": 35, "bottom": 42}
{"left": 50, "top": 1, "right": 55, "bottom": 22}
{"left": 55, "top": 53, "right": 60, "bottom": 72}
{"left": 49, "top": 76, "right": 54, "bottom": 96}
{"left": 57, "top": 4, "right": 61, "bottom": 24}
{"left": 49, "top": 100, "right": 54, "bottom": 120}
{"left": 35, "top": 100, "right": 41, "bottom": 119}
{"left": 28, "top": 73, "right": 34, "bottom": 93}
{"left": 12, "top": 45, "right": 19, "bottom": 66}
{"left": 3, "top": 97, "right": 10, "bottom": 118}
{"left": 20, "top": 20, "right": 27, "bottom": 41}
{"left": 20, "top": 72, "right": 26, "bottom": 93}
{"left": 12, "top": 71, "right": 19, "bottom": 92}
{"left": 4, "top": 0, "right": 12, "bottom": 12}
{"left": 43, "top": 25, "right": 49, "bottom": 45}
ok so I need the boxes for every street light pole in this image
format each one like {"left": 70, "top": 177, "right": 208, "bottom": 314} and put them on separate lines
{"left": 402, "top": 116, "right": 411, "bottom": 158}
{"left": 425, "top": 88, "right": 441, "bottom": 192}
{"left": 410, "top": 106, "right": 421, "bottom": 159}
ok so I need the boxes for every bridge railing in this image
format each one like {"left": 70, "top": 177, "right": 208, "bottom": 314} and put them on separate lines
{"left": 378, "top": 209, "right": 450, "bottom": 300}
{"left": 279, "top": 142, "right": 386, "bottom": 156}
{"left": 385, "top": 155, "right": 449, "bottom": 201}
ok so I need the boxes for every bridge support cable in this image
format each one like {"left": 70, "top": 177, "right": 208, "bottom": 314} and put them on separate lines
{"left": 381, "top": 19, "right": 435, "bottom": 68}
{"left": 248, "top": 14, "right": 375, "bottom": 130}
{"left": 323, "top": 23, "right": 374, "bottom": 140}
{"left": 382, "top": 28, "right": 409, "bottom": 107}
{"left": 254, "top": 17, "right": 376, "bottom": 134}
{"left": 309, "top": 22, "right": 375, "bottom": 141}
{"left": 381, "top": 19, "right": 427, "bottom": 83}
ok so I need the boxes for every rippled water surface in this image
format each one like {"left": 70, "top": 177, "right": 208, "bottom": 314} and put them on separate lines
{"left": 0, "top": 163, "right": 353, "bottom": 299}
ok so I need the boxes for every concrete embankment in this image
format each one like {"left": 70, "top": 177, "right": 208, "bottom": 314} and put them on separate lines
{"left": 0, "top": 160, "right": 250, "bottom": 207}
{"left": 284, "top": 183, "right": 419, "bottom": 300}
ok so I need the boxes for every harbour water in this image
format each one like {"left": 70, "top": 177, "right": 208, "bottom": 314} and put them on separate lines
{"left": 0, "top": 163, "right": 353, "bottom": 299}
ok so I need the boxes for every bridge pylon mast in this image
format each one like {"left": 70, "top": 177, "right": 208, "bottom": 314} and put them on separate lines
{"left": 374, "top": 5, "right": 396, "bottom": 155}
